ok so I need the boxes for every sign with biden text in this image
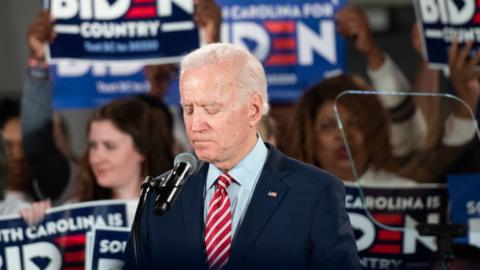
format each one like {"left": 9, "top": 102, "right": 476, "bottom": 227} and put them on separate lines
{"left": 0, "top": 201, "right": 130, "bottom": 270}
{"left": 44, "top": 0, "right": 199, "bottom": 63}
{"left": 218, "top": 0, "right": 346, "bottom": 103}
{"left": 50, "top": 61, "right": 149, "bottom": 109}
{"left": 414, "top": 0, "right": 480, "bottom": 68}
{"left": 345, "top": 183, "right": 448, "bottom": 270}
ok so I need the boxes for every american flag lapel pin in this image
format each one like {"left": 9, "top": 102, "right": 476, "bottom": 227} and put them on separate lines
{"left": 267, "top": 191, "right": 278, "bottom": 198}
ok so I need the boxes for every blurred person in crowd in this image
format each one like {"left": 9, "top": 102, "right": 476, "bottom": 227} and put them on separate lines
{"left": 438, "top": 40, "right": 480, "bottom": 174}
{"left": 270, "top": 4, "right": 417, "bottom": 150}
{"left": 335, "top": 6, "right": 478, "bottom": 181}
{"left": 22, "top": 0, "right": 221, "bottom": 203}
{"left": 286, "top": 74, "right": 416, "bottom": 186}
{"left": 0, "top": 99, "right": 38, "bottom": 206}
{"left": 0, "top": 115, "right": 29, "bottom": 215}
{"left": 75, "top": 97, "right": 174, "bottom": 202}
{"left": 20, "top": 97, "right": 174, "bottom": 225}
{"left": 336, "top": 5, "right": 431, "bottom": 157}
{"left": 447, "top": 40, "right": 479, "bottom": 142}
{"left": 0, "top": 98, "right": 72, "bottom": 216}
{"left": 390, "top": 39, "right": 480, "bottom": 181}
{"left": 286, "top": 67, "right": 478, "bottom": 184}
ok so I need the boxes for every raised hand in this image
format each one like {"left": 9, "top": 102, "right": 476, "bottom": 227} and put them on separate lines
{"left": 336, "top": 5, "right": 384, "bottom": 70}
{"left": 194, "top": 0, "right": 222, "bottom": 44}
{"left": 19, "top": 199, "right": 51, "bottom": 226}
{"left": 448, "top": 40, "right": 480, "bottom": 118}
{"left": 28, "top": 11, "right": 55, "bottom": 61}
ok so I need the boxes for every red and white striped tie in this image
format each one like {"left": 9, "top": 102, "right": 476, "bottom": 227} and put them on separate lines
{"left": 205, "top": 173, "right": 233, "bottom": 270}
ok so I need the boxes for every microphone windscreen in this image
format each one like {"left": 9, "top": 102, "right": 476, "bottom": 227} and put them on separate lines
{"left": 173, "top": 152, "right": 198, "bottom": 175}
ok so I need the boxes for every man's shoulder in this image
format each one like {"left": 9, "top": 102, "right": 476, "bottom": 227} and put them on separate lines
{"left": 268, "top": 146, "right": 343, "bottom": 190}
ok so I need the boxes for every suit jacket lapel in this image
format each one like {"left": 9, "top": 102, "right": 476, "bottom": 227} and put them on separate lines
{"left": 228, "top": 147, "right": 290, "bottom": 267}
{"left": 182, "top": 162, "right": 208, "bottom": 268}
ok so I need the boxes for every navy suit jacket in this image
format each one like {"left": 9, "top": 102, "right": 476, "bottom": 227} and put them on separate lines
{"left": 124, "top": 145, "right": 361, "bottom": 270}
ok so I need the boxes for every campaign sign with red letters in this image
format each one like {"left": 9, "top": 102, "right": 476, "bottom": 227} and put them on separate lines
{"left": 345, "top": 183, "right": 448, "bottom": 270}
{"left": 217, "top": 0, "right": 347, "bottom": 103}
{"left": 44, "top": 0, "right": 200, "bottom": 63}
{"left": 0, "top": 200, "right": 130, "bottom": 270}
{"left": 414, "top": 0, "right": 480, "bottom": 69}
{"left": 49, "top": 0, "right": 347, "bottom": 109}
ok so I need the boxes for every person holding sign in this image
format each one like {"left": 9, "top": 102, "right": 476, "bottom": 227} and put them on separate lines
{"left": 440, "top": 40, "right": 480, "bottom": 174}
{"left": 75, "top": 97, "right": 174, "bottom": 202}
{"left": 286, "top": 65, "right": 479, "bottom": 184}
{"left": 20, "top": 97, "right": 174, "bottom": 225}
{"left": 336, "top": 5, "right": 430, "bottom": 157}
{"left": 286, "top": 74, "right": 417, "bottom": 185}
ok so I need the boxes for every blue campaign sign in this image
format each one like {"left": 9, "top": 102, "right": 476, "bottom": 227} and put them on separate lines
{"left": 448, "top": 174, "right": 480, "bottom": 248}
{"left": 86, "top": 227, "right": 130, "bottom": 270}
{"left": 51, "top": 61, "right": 149, "bottom": 109}
{"left": 344, "top": 183, "right": 448, "bottom": 270}
{"left": 44, "top": 0, "right": 200, "bottom": 63}
{"left": 414, "top": 0, "right": 480, "bottom": 69}
{"left": 217, "top": 0, "right": 346, "bottom": 103}
{"left": 0, "top": 200, "right": 130, "bottom": 270}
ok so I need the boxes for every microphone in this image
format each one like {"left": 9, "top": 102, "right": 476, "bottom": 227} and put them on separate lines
{"left": 154, "top": 152, "right": 198, "bottom": 216}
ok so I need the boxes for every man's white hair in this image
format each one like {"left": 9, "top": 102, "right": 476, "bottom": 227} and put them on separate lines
{"left": 180, "top": 43, "right": 269, "bottom": 114}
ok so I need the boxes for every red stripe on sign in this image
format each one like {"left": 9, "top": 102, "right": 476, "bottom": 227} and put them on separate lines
{"left": 125, "top": 6, "right": 157, "bottom": 19}
{"left": 273, "top": 38, "right": 296, "bottom": 50}
{"left": 64, "top": 267, "right": 84, "bottom": 270}
{"left": 372, "top": 214, "right": 403, "bottom": 225}
{"left": 378, "top": 230, "right": 402, "bottom": 241}
{"left": 64, "top": 251, "right": 85, "bottom": 263}
{"left": 473, "top": 14, "right": 480, "bottom": 24}
{"left": 264, "top": 21, "right": 295, "bottom": 33}
{"left": 474, "top": 0, "right": 480, "bottom": 23}
{"left": 54, "top": 234, "right": 86, "bottom": 247}
{"left": 266, "top": 54, "right": 297, "bottom": 65}
{"left": 370, "top": 244, "right": 401, "bottom": 254}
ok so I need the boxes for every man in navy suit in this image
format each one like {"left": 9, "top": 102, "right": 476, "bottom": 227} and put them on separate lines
{"left": 123, "top": 43, "right": 361, "bottom": 270}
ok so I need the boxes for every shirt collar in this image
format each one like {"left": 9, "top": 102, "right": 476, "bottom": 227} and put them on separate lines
{"left": 206, "top": 136, "right": 268, "bottom": 191}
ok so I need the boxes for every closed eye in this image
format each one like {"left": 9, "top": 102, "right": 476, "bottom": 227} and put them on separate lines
{"left": 183, "top": 105, "right": 194, "bottom": 115}
{"left": 205, "top": 106, "right": 220, "bottom": 115}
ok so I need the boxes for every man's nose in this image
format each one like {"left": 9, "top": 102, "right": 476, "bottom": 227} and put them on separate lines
{"left": 190, "top": 111, "right": 208, "bottom": 132}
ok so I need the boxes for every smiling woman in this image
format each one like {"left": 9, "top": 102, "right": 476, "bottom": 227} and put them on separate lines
{"left": 76, "top": 97, "right": 174, "bottom": 202}
{"left": 285, "top": 74, "right": 414, "bottom": 185}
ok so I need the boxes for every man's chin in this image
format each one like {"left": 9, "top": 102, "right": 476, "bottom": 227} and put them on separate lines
{"left": 193, "top": 149, "right": 217, "bottom": 163}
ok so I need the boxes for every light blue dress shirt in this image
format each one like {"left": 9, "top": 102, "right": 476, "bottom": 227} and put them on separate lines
{"left": 203, "top": 137, "right": 268, "bottom": 238}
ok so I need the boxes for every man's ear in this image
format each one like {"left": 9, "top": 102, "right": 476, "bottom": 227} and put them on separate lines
{"left": 248, "top": 93, "right": 263, "bottom": 127}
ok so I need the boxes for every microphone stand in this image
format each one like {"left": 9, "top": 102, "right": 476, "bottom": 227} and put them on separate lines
{"left": 416, "top": 223, "right": 467, "bottom": 270}
{"left": 131, "top": 175, "right": 167, "bottom": 265}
